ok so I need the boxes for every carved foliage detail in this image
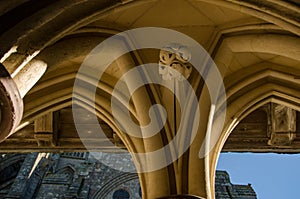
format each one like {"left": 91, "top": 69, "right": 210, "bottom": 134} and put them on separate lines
{"left": 159, "top": 44, "right": 192, "bottom": 81}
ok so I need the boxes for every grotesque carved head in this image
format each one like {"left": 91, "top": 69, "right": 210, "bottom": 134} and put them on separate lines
{"left": 159, "top": 43, "right": 192, "bottom": 81}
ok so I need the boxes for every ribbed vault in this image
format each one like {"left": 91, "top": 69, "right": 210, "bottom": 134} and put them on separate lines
{"left": 0, "top": 1, "right": 299, "bottom": 199}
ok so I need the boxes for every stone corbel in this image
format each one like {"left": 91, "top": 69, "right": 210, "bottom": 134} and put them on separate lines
{"left": 267, "top": 103, "right": 296, "bottom": 146}
{"left": 159, "top": 43, "right": 192, "bottom": 81}
{"left": 34, "top": 112, "right": 58, "bottom": 147}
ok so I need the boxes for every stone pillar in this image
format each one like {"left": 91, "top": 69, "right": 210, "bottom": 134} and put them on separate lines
{"left": 0, "top": 63, "right": 23, "bottom": 142}
{"left": 140, "top": 44, "right": 211, "bottom": 199}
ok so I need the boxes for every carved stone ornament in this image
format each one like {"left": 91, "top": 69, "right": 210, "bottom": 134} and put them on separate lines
{"left": 159, "top": 43, "right": 192, "bottom": 81}
{"left": 267, "top": 103, "right": 296, "bottom": 146}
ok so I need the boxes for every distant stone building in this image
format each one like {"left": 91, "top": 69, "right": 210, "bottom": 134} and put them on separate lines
{"left": 0, "top": 153, "right": 256, "bottom": 199}
{"left": 215, "top": 171, "right": 257, "bottom": 199}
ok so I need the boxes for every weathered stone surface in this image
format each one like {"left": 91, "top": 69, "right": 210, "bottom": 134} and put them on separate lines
{"left": 6, "top": 153, "right": 38, "bottom": 198}
{"left": 0, "top": 153, "right": 257, "bottom": 199}
{"left": 0, "top": 63, "right": 23, "bottom": 142}
{"left": 268, "top": 104, "right": 296, "bottom": 146}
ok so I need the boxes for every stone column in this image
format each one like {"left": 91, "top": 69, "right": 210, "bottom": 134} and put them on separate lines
{"left": 0, "top": 63, "right": 23, "bottom": 142}
{"left": 141, "top": 44, "right": 211, "bottom": 199}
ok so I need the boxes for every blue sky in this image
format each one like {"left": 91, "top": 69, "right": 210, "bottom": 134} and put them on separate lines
{"left": 217, "top": 153, "right": 300, "bottom": 199}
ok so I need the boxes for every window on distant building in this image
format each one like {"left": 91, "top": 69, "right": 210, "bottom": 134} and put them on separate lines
{"left": 113, "top": 189, "right": 130, "bottom": 199}
{"left": 139, "top": 187, "right": 142, "bottom": 197}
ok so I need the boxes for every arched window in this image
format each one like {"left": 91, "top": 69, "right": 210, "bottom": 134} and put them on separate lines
{"left": 138, "top": 187, "right": 142, "bottom": 197}
{"left": 113, "top": 189, "right": 130, "bottom": 199}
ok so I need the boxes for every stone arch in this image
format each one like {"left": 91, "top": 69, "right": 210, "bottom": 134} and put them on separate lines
{"left": 209, "top": 65, "right": 300, "bottom": 196}
{"left": 0, "top": 1, "right": 299, "bottom": 198}
{"left": 55, "top": 165, "right": 75, "bottom": 182}
{"left": 0, "top": 154, "right": 27, "bottom": 194}
{"left": 91, "top": 172, "right": 139, "bottom": 199}
{"left": 198, "top": 0, "right": 300, "bottom": 36}
{"left": 224, "top": 34, "right": 300, "bottom": 61}
{"left": 0, "top": 154, "right": 27, "bottom": 172}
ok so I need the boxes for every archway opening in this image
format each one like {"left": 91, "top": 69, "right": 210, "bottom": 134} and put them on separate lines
{"left": 216, "top": 102, "right": 300, "bottom": 199}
